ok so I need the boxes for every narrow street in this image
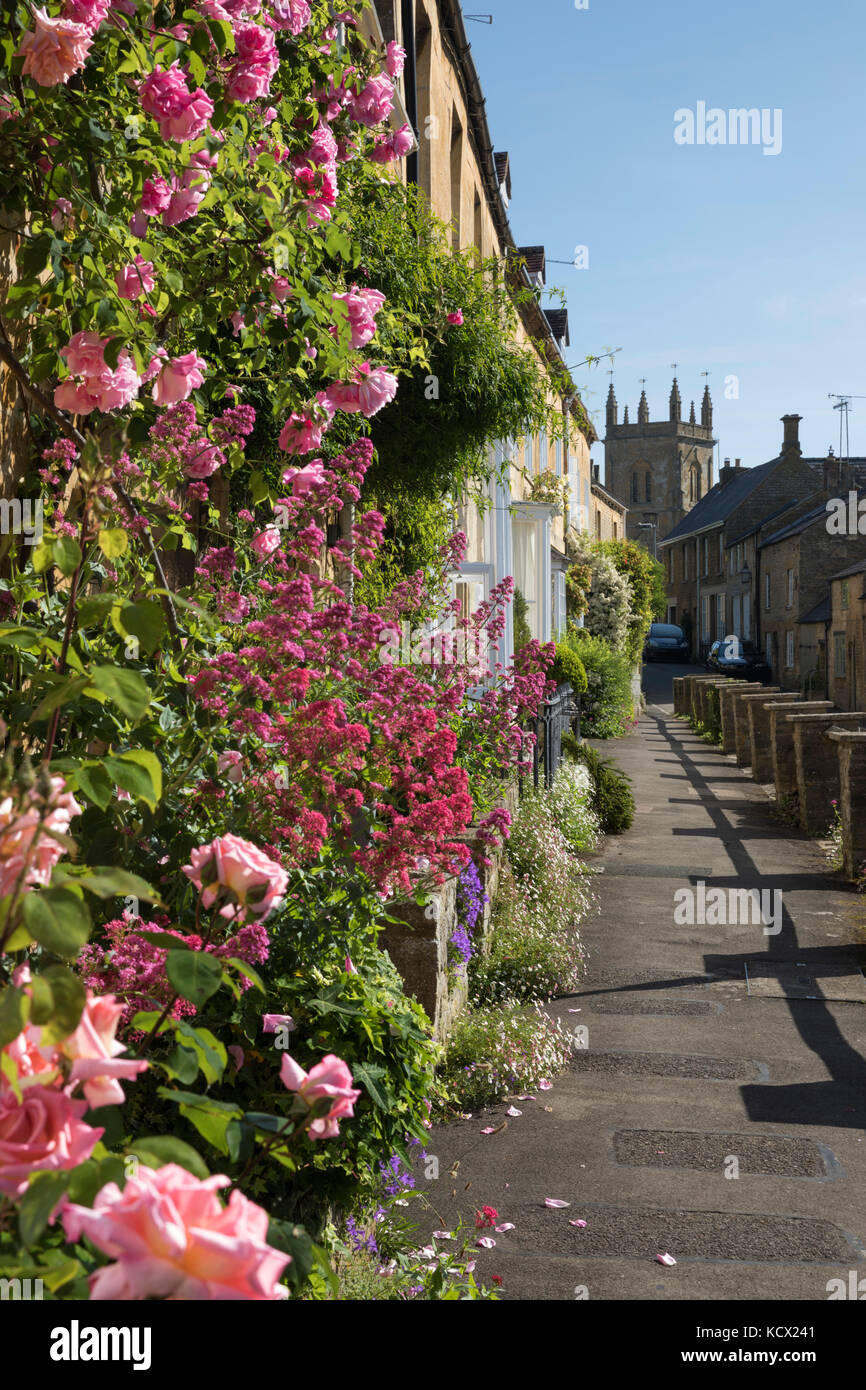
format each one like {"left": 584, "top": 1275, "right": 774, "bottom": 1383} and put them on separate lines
{"left": 423, "top": 664, "right": 866, "bottom": 1301}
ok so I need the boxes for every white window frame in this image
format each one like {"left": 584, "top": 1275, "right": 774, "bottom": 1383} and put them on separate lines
{"left": 785, "top": 629, "right": 794, "bottom": 668}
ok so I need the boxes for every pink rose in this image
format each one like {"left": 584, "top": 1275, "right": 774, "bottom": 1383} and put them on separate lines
{"left": 250, "top": 526, "right": 281, "bottom": 562}
{"left": 278, "top": 395, "right": 334, "bottom": 454}
{"left": 325, "top": 362, "right": 398, "bottom": 418}
{"left": 161, "top": 183, "right": 204, "bottom": 226}
{"left": 141, "top": 176, "right": 172, "bottom": 216}
{"left": 17, "top": 8, "right": 92, "bottom": 87}
{"left": 347, "top": 73, "right": 394, "bottom": 127}
{"left": 0, "top": 1084, "right": 101, "bottom": 1198}
{"left": 184, "top": 441, "right": 224, "bottom": 479}
{"left": 385, "top": 41, "right": 406, "bottom": 79}
{"left": 60, "top": 330, "right": 108, "bottom": 377}
{"left": 62, "top": 993, "right": 148, "bottom": 1109}
{"left": 217, "top": 750, "right": 243, "bottom": 783}
{"left": 279, "top": 1053, "right": 361, "bottom": 1140}
{"left": 369, "top": 123, "right": 414, "bottom": 164}
{"left": 62, "top": 0, "right": 111, "bottom": 29}
{"left": 231, "top": 311, "right": 246, "bottom": 336}
{"left": 140, "top": 64, "right": 213, "bottom": 143}
{"left": 182, "top": 833, "right": 288, "bottom": 921}
{"left": 270, "top": 0, "right": 310, "bottom": 33}
{"left": 115, "top": 255, "right": 155, "bottom": 300}
{"left": 331, "top": 285, "right": 385, "bottom": 350}
{"left": 51, "top": 197, "right": 73, "bottom": 232}
{"left": 447, "top": 310, "right": 464, "bottom": 326}
{"left": 0, "top": 775, "right": 82, "bottom": 898}
{"left": 62, "top": 1164, "right": 290, "bottom": 1299}
{"left": 89, "top": 352, "right": 141, "bottom": 412}
{"left": 152, "top": 351, "right": 207, "bottom": 406}
{"left": 283, "top": 459, "right": 325, "bottom": 498}
{"left": 270, "top": 276, "right": 291, "bottom": 302}
{"left": 54, "top": 379, "right": 99, "bottom": 414}
{"left": 306, "top": 121, "right": 337, "bottom": 167}
{"left": 262, "top": 1013, "right": 295, "bottom": 1033}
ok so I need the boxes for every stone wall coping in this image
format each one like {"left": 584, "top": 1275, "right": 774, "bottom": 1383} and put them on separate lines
{"left": 785, "top": 711, "right": 866, "bottom": 724}
{"left": 737, "top": 691, "right": 793, "bottom": 703}
{"left": 766, "top": 700, "right": 830, "bottom": 709}
{"left": 826, "top": 728, "right": 866, "bottom": 741}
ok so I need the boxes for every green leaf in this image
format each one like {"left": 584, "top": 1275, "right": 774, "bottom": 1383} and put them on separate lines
{"left": 160, "top": 1044, "right": 200, "bottom": 1085}
{"left": 114, "top": 600, "right": 165, "bottom": 656}
{"left": 31, "top": 540, "right": 55, "bottom": 574}
{"left": 174, "top": 1020, "right": 226, "bottom": 1084}
{"left": 77, "top": 592, "right": 118, "bottom": 628}
{"left": 267, "top": 1219, "right": 319, "bottom": 1289}
{"left": 53, "top": 536, "right": 83, "bottom": 577}
{"left": 88, "top": 665, "right": 151, "bottom": 720}
{"left": 19, "top": 1172, "right": 70, "bottom": 1248}
{"left": 222, "top": 957, "right": 265, "bottom": 993}
{"left": 130, "top": 1009, "right": 171, "bottom": 1036}
{"left": 21, "top": 887, "right": 90, "bottom": 958}
{"left": 78, "top": 867, "right": 160, "bottom": 903}
{"left": 165, "top": 949, "right": 223, "bottom": 1008}
{"left": 158, "top": 1088, "right": 242, "bottom": 1156}
{"left": 128, "top": 1135, "right": 210, "bottom": 1179}
{"left": 351, "top": 1061, "right": 390, "bottom": 1111}
{"left": 74, "top": 761, "right": 115, "bottom": 809}
{"left": 37, "top": 965, "right": 86, "bottom": 1045}
{"left": 102, "top": 754, "right": 159, "bottom": 810}
{"left": 97, "top": 528, "right": 128, "bottom": 559}
{"left": 28, "top": 975, "right": 54, "bottom": 1026}
{"left": 0, "top": 985, "right": 26, "bottom": 1049}
{"left": 133, "top": 929, "right": 190, "bottom": 950}
{"left": 30, "top": 675, "right": 89, "bottom": 723}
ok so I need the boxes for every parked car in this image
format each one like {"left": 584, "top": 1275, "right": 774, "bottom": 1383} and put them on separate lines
{"left": 643, "top": 622, "right": 690, "bottom": 662}
{"left": 705, "top": 635, "right": 772, "bottom": 682}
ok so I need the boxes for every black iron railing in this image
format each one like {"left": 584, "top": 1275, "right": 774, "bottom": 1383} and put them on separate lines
{"left": 520, "top": 682, "right": 581, "bottom": 794}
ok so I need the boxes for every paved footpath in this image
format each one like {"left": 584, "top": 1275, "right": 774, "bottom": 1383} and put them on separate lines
{"left": 420, "top": 664, "right": 866, "bottom": 1301}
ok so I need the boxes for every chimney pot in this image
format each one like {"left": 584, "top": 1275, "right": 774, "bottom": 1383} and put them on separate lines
{"left": 781, "top": 413, "right": 803, "bottom": 457}
{"left": 735, "top": 458, "right": 741, "bottom": 469}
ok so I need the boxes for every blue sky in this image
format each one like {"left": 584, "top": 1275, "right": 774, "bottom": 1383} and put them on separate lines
{"left": 464, "top": 0, "right": 866, "bottom": 472}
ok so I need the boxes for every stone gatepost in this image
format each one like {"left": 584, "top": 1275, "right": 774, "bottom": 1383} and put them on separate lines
{"left": 673, "top": 676, "right": 687, "bottom": 716}
{"left": 748, "top": 694, "right": 805, "bottom": 782}
{"left": 827, "top": 729, "right": 866, "bottom": 877}
{"left": 698, "top": 678, "right": 735, "bottom": 733}
{"left": 733, "top": 687, "right": 780, "bottom": 765}
{"left": 770, "top": 702, "right": 833, "bottom": 805}
{"left": 791, "top": 712, "right": 866, "bottom": 834}
{"left": 719, "top": 682, "right": 764, "bottom": 754}
{"left": 689, "top": 675, "right": 723, "bottom": 725}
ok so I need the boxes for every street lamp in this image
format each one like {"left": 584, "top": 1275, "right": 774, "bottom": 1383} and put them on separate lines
{"left": 634, "top": 522, "right": 658, "bottom": 559}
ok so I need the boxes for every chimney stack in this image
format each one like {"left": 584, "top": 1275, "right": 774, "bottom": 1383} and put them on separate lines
{"left": 719, "top": 457, "right": 738, "bottom": 487}
{"left": 735, "top": 458, "right": 741, "bottom": 469}
{"left": 781, "top": 414, "right": 803, "bottom": 459}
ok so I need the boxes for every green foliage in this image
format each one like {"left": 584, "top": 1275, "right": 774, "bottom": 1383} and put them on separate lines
{"left": 595, "top": 537, "right": 665, "bottom": 664}
{"left": 562, "top": 736, "right": 635, "bottom": 834}
{"left": 551, "top": 637, "right": 587, "bottom": 693}
{"left": 569, "top": 631, "right": 635, "bottom": 738}
{"left": 437, "top": 1000, "right": 574, "bottom": 1112}
{"left": 348, "top": 182, "right": 559, "bottom": 505}
{"left": 513, "top": 588, "right": 532, "bottom": 653}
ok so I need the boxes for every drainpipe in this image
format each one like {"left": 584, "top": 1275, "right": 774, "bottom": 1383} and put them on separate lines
{"left": 401, "top": 0, "right": 418, "bottom": 185}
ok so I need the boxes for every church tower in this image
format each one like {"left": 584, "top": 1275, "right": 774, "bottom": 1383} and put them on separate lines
{"left": 603, "top": 377, "right": 715, "bottom": 546}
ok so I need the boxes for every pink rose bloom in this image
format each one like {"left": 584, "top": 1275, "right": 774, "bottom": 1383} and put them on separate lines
{"left": 115, "top": 255, "right": 155, "bottom": 300}
{"left": 227, "top": 63, "right": 273, "bottom": 104}
{"left": 141, "top": 176, "right": 172, "bottom": 216}
{"left": 262, "top": 1014, "right": 295, "bottom": 1033}
{"left": 331, "top": 285, "right": 385, "bottom": 350}
{"left": 184, "top": 441, "right": 223, "bottom": 479}
{"left": 162, "top": 183, "right": 204, "bottom": 226}
{"left": 0, "top": 775, "right": 82, "bottom": 898}
{"left": 17, "top": 8, "right": 92, "bottom": 87}
{"left": 62, "top": 993, "right": 148, "bottom": 1109}
{"left": 90, "top": 352, "right": 141, "bottom": 412}
{"left": 60, "top": 329, "right": 108, "bottom": 377}
{"left": 54, "top": 379, "right": 99, "bottom": 414}
{"left": 447, "top": 310, "right": 464, "bottom": 326}
{"left": 283, "top": 459, "right": 325, "bottom": 498}
{"left": 183, "top": 833, "right": 289, "bottom": 921}
{"left": 233, "top": 21, "right": 276, "bottom": 64}
{"left": 141, "top": 347, "right": 167, "bottom": 384}
{"left": 347, "top": 73, "right": 393, "bottom": 127}
{"left": 0, "top": 1084, "right": 101, "bottom": 1198}
{"left": 152, "top": 351, "right": 207, "bottom": 406}
{"left": 250, "top": 526, "right": 281, "bottom": 563}
{"left": 50, "top": 197, "right": 73, "bottom": 232}
{"left": 129, "top": 211, "right": 148, "bottom": 238}
{"left": 2, "top": 1022, "right": 59, "bottom": 1091}
{"left": 217, "top": 750, "right": 243, "bottom": 784}
{"left": 140, "top": 64, "right": 213, "bottom": 143}
{"left": 62, "top": 0, "right": 111, "bottom": 28}
{"left": 306, "top": 121, "right": 337, "bottom": 167}
{"left": 279, "top": 1053, "right": 361, "bottom": 1140}
{"left": 270, "top": 276, "right": 291, "bottom": 302}
{"left": 278, "top": 396, "right": 334, "bottom": 454}
{"left": 62, "top": 1164, "right": 290, "bottom": 1300}
{"left": 370, "top": 124, "right": 414, "bottom": 164}
{"left": 325, "top": 363, "right": 398, "bottom": 419}
{"left": 231, "top": 311, "right": 246, "bottom": 336}
{"left": 385, "top": 40, "right": 405, "bottom": 78}
{"left": 270, "top": 0, "right": 310, "bottom": 33}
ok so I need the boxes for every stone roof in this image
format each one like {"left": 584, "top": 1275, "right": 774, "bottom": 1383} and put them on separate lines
{"left": 660, "top": 458, "right": 779, "bottom": 544}
{"left": 758, "top": 499, "right": 829, "bottom": 549}
{"left": 799, "top": 596, "right": 831, "bottom": 625}
{"left": 828, "top": 556, "right": 866, "bottom": 582}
